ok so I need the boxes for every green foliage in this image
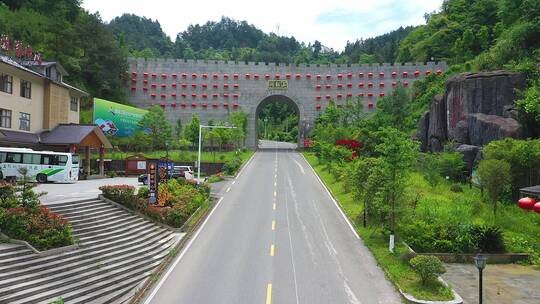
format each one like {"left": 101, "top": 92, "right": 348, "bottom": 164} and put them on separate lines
{"left": 137, "top": 105, "right": 173, "bottom": 150}
{"left": 470, "top": 225, "right": 506, "bottom": 253}
{"left": 137, "top": 186, "right": 149, "bottom": 199}
{"left": 435, "top": 152, "right": 467, "bottom": 182}
{"left": 108, "top": 14, "right": 173, "bottom": 57}
{"left": 373, "top": 85, "right": 411, "bottom": 130}
{"left": 409, "top": 256, "right": 446, "bottom": 286}
{"left": 449, "top": 184, "right": 463, "bottom": 192}
{"left": 223, "top": 153, "right": 243, "bottom": 175}
{"left": 483, "top": 138, "right": 540, "bottom": 195}
{"left": 478, "top": 159, "right": 511, "bottom": 216}
{"left": 184, "top": 114, "right": 201, "bottom": 148}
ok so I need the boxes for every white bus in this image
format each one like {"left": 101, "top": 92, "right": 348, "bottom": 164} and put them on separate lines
{"left": 0, "top": 147, "right": 79, "bottom": 183}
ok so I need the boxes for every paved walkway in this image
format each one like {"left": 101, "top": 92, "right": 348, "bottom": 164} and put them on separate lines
{"left": 442, "top": 263, "right": 540, "bottom": 304}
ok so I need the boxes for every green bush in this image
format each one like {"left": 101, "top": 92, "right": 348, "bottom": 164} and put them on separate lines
{"left": 223, "top": 155, "right": 242, "bottom": 175}
{"left": 450, "top": 184, "right": 463, "bottom": 192}
{"left": 470, "top": 225, "right": 506, "bottom": 253}
{"left": 137, "top": 186, "right": 149, "bottom": 199}
{"left": 410, "top": 255, "right": 446, "bottom": 285}
{"left": 436, "top": 152, "right": 466, "bottom": 182}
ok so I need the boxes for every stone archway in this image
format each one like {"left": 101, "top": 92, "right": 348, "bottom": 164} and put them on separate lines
{"left": 254, "top": 94, "right": 301, "bottom": 148}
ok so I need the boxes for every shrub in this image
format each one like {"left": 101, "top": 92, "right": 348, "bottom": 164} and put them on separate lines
{"left": 107, "top": 171, "right": 117, "bottom": 178}
{"left": 0, "top": 182, "right": 18, "bottom": 209}
{"left": 222, "top": 155, "right": 242, "bottom": 175}
{"left": 99, "top": 185, "right": 135, "bottom": 205}
{"left": 410, "top": 255, "right": 446, "bottom": 285}
{"left": 450, "top": 184, "right": 463, "bottom": 192}
{"left": 436, "top": 152, "right": 466, "bottom": 182}
{"left": 470, "top": 225, "right": 506, "bottom": 253}
{"left": 137, "top": 186, "right": 149, "bottom": 199}
{"left": 0, "top": 206, "right": 73, "bottom": 250}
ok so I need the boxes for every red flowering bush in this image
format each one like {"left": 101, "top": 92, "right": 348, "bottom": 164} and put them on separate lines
{"left": 0, "top": 206, "right": 73, "bottom": 250}
{"left": 99, "top": 185, "right": 135, "bottom": 206}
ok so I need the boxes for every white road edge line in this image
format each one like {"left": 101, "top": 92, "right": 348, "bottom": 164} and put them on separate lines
{"left": 226, "top": 187, "right": 231, "bottom": 192}
{"left": 143, "top": 152, "right": 256, "bottom": 304}
{"left": 299, "top": 154, "right": 360, "bottom": 240}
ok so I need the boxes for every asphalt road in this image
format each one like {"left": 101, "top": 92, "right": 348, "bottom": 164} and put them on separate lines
{"left": 145, "top": 141, "right": 401, "bottom": 304}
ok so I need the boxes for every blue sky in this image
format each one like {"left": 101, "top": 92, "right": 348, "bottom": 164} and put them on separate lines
{"left": 82, "top": 0, "right": 443, "bottom": 51}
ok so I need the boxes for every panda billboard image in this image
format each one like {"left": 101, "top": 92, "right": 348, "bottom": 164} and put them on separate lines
{"left": 93, "top": 98, "right": 148, "bottom": 137}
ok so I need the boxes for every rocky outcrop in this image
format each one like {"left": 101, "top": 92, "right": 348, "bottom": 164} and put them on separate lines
{"left": 420, "top": 71, "right": 527, "bottom": 169}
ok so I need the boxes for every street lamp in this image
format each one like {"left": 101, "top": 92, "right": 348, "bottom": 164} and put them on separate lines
{"left": 197, "top": 124, "right": 236, "bottom": 184}
{"left": 474, "top": 254, "right": 488, "bottom": 304}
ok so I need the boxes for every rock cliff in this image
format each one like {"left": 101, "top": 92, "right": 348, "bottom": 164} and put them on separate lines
{"left": 418, "top": 71, "right": 526, "bottom": 169}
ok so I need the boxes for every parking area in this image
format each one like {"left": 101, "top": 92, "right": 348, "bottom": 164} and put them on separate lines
{"left": 37, "top": 177, "right": 140, "bottom": 204}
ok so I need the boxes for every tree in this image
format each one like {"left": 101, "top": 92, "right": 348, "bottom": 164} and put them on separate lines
{"left": 410, "top": 255, "right": 446, "bottom": 286}
{"left": 229, "top": 111, "right": 248, "bottom": 147}
{"left": 184, "top": 114, "right": 201, "bottom": 149}
{"left": 175, "top": 118, "right": 183, "bottom": 140}
{"left": 137, "top": 105, "right": 172, "bottom": 151}
{"left": 477, "top": 159, "right": 511, "bottom": 217}
{"left": 375, "top": 127, "right": 418, "bottom": 252}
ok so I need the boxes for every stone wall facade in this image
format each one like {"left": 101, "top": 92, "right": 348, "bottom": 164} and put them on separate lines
{"left": 127, "top": 58, "right": 448, "bottom": 148}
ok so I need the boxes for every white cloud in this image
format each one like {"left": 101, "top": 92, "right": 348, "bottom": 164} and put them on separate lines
{"left": 81, "top": 0, "right": 443, "bottom": 51}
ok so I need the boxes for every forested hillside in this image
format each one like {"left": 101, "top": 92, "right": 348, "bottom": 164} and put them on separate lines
{"left": 109, "top": 14, "right": 174, "bottom": 58}
{"left": 0, "top": 0, "right": 127, "bottom": 102}
{"left": 400, "top": 0, "right": 540, "bottom": 131}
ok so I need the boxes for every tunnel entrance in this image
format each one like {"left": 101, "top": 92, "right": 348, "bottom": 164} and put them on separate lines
{"left": 255, "top": 95, "right": 300, "bottom": 149}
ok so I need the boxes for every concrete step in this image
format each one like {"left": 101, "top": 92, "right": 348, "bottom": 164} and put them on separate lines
{"left": 69, "top": 210, "right": 132, "bottom": 227}
{"left": 77, "top": 220, "right": 155, "bottom": 244}
{"left": 73, "top": 216, "right": 149, "bottom": 239}
{"left": 0, "top": 244, "right": 170, "bottom": 296}
{"left": 5, "top": 259, "right": 160, "bottom": 304}
{"left": 80, "top": 222, "right": 164, "bottom": 248}
{"left": 54, "top": 203, "right": 115, "bottom": 217}
{"left": 0, "top": 252, "right": 166, "bottom": 302}
{"left": 0, "top": 231, "right": 175, "bottom": 278}
{"left": 69, "top": 280, "right": 139, "bottom": 304}
{"left": 0, "top": 243, "right": 28, "bottom": 255}
{"left": 64, "top": 206, "right": 125, "bottom": 221}
{"left": 0, "top": 235, "right": 176, "bottom": 290}
{"left": 0, "top": 248, "right": 34, "bottom": 260}
{"left": 73, "top": 215, "right": 143, "bottom": 236}
{"left": 48, "top": 200, "right": 110, "bottom": 213}
{"left": 46, "top": 198, "right": 102, "bottom": 210}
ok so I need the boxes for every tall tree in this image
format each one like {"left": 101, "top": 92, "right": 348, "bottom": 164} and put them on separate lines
{"left": 137, "top": 105, "right": 172, "bottom": 151}
{"left": 375, "top": 127, "right": 418, "bottom": 252}
{"left": 184, "top": 114, "right": 201, "bottom": 149}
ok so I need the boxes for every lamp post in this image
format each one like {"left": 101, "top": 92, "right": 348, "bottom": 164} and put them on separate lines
{"left": 264, "top": 117, "right": 268, "bottom": 139}
{"left": 474, "top": 254, "right": 488, "bottom": 304}
{"left": 198, "top": 124, "right": 236, "bottom": 184}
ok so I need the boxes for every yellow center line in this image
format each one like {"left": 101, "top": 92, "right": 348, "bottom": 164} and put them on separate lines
{"left": 266, "top": 283, "right": 272, "bottom": 304}
{"left": 274, "top": 174, "right": 277, "bottom": 179}
{"left": 274, "top": 181, "right": 277, "bottom": 187}
{"left": 273, "top": 191, "right": 277, "bottom": 197}
{"left": 270, "top": 244, "right": 275, "bottom": 256}
{"left": 272, "top": 220, "right": 276, "bottom": 230}
{"left": 273, "top": 203, "right": 276, "bottom": 210}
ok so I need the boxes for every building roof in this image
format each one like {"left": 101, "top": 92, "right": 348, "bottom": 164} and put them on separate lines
{"left": 40, "top": 124, "right": 112, "bottom": 148}
{"left": 24, "top": 61, "right": 69, "bottom": 76}
{"left": 0, "top": 55, "right": 87, "bottom": 96}
{"left": 520, "top": 185, "right": 540, "bottom": 197}
{"left": 0, "top": 129, "right": 39, "bottom": 144}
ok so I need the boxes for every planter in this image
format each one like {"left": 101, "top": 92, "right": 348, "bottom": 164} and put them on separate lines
{"left": 0, "top": 231, "right": 79, "bottom": 257}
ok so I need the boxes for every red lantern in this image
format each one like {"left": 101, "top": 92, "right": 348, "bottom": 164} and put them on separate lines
{"left": 233, "top": 74, "right": 239, "bottom": 79}
{"left": 172, "top": 83, "right": 177, "bottom": 88}
{"left": 358, "top": 72, "right": 364, "bottom": 78}
{"left": 202, "top": 73, "right": 208, "bottom": 79}
{"left": 285, "top": 74, "right": 291, "bottom": 79}
{"left": 368, "top": 102, "right": 374, "bottom": 108}
{"left": 202, "top": 83, "right": 208, "bottom": 88}
{"left": 316, "top": 104, "right": 321, "bottom": 110}
{"left": 181, "top": 83, "right": 187, "bottom": 88}
{"left": 245, "top": 74, "right": 251, "bottom": 79}
{"left": 518, "top": 197, "right": 537, "bottom": 210}
{"left": 223, "top": 93, "right": 229, "bottom": 98}
{"left": 295, "top": 74, "right": 302, "bottom": 79}
{"left": 191, "top": 84, "right": 197, "bottom": 88}
{"left": 161, "top": 74, "right": 167, "bottom": 79}
{"left": 233, "top": 84, "right": 239, "bottom": 88}
{"left": 347, "top": 83, "right": 352, "bottom": 88}
{"left": 326, "top": 74, "right": 332, "bottom": 79}
{"left": 275, "top": 74, "right": 281, "bottom": 79}
{"left": 213, "top": 93, "right": 219, "bottom": 98}
{"left": 315, "top": 85, "right": 321, "bottom": 90}
{"left": 254, "top": 74, "right": 260, "bottom": 79}
{"left": 316, "top": 74, "right": 321, "bottom": 79}
{"left": 130, "top": 86, "right": 136, "bottom": 91}
{"left": 223, "top": 83, "right": 229, "bottom": 88}
{"left": 316, "top": 96, "right": 321, "bottom": 100}
{"left": 534, "top": 202, "right": 540, "bottom": 214}
{"left": 379, "top": 72, "right": 384, "bottom": 78}
{"left": 337, "top": 94, "right": 343, "bottom": 99}
{"left": 181, "top": 73, "right": 188, "bottom": 78}
{"left": 325, "top": 84, "right": 332, "bottom": 89}
{"left": 306, "top": 74, "right": 312, "bottom": 79}
{"left": 337, "top": 74, "right": 343, "bottom": 79}
{"left": 337, "top": 84, "right": 343, "bottom": 88}
{"left": 368, "top": 72, "right": 373, "bottom": 78}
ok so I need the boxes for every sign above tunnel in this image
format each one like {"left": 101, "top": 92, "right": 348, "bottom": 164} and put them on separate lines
{"left": 268, "top": 80, "right": 288, "bottom": 90}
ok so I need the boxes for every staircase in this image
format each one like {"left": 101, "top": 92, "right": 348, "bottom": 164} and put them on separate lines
{"left": 0, "top": 198, "right": 183, "bottom": 304}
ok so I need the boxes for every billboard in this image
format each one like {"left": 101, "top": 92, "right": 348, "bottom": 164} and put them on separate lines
{"left": 93, "top": 98, "right": 147, "bottom": 137}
